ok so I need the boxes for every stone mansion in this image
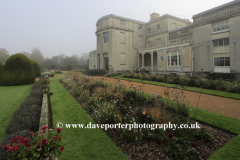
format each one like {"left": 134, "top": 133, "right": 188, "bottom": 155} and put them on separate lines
{"left": 89, "top": 0, "right": 240, "bottom": 77}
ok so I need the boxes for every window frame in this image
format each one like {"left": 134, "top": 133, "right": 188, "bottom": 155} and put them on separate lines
{"left": 103, "top": 32, "right": 109, "bottom": 43}
{"left": 156, "top": 24, "right": 160, "bottom": 31}
{"left": 120, "top": 20, "right": 125, "bottom": 27}
{"left": 138, "top": 24, "right": 142, "bottom": 30}
{"left": 213, "top": 38, "right": 230, "bottom": 67}
{"left": 167, "top": 51, "right": 181, "bottom": 67}
{"left": 212, "top": 19, "right": 229, "bottom": 33}
{"left": 147, "top": 28, "right": 151, "bottom": 34}
{"left": 156, "top": 38, "right": 161, "bottom": 46}
{"left": 138, "top": 35, "right": 143, "bottom": 46}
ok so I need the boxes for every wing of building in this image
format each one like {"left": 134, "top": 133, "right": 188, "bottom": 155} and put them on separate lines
{"left": 89, "top": 0, "right": 240, "bottom": 78}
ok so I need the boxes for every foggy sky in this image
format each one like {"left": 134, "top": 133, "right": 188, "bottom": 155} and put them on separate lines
{"left": 0, "top": 0, "right": 232, "bottom": 58}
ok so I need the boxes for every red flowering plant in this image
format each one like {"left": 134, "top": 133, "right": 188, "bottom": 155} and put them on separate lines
{"left": 2, "top": 126, "right": 64, "bottom": 159}
{"left": 40, "top": 78, "right": 51, "bottom": 85}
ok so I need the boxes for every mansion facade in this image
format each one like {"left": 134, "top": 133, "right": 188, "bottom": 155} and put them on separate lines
{"left": 89, "top": 0, "right": 240, "bottom": 77}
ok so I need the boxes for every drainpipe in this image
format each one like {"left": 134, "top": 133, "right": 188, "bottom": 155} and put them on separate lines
{"left": 168, "top": 17, "right": 169, "bottom": 45}
{"left": 133, "top": 21, "right": 139, "bottom": 71}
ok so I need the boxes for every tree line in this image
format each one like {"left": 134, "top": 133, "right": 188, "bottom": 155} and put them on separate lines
{"left": 0, "top": 48, "right": 89, "bottom": 71}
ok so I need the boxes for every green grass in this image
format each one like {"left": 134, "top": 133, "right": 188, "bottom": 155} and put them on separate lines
{"left": 112, "top": 75, "right": 240, "bottom": 100}
{"left": 0, "top": 84, "right": 33, "bottom": 142}
{"left": 49, "top": 77, "right": 128, "bottom": 160}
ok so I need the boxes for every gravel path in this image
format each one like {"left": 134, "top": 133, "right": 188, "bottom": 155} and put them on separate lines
{"left": 90, "top": 76, "right": 240, "bottom": 120}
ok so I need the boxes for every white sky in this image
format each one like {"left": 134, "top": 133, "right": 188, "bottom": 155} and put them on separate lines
{"left": 0, "top": 0, "right": 232, "bottom": 58}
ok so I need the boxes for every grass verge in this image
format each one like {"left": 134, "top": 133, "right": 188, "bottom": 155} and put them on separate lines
{"left": 49, "top": 77, "right": 128, "bottom": 160}
{"left": 112, "top": 75, "right": 240, "bottom": 100}
{"left": 0, "top": 84, "right": 33, "bottom": 142}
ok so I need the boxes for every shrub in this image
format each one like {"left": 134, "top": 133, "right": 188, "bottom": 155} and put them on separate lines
{"left": 167, "top": 75, "right": 175, "bottom": 84}
{"left": 0, "top": 53, "right": 35, "bottom": 86}
{"left": 38, "top": 63, "right": 44, "bottom": 73}
{"left": 30, "top": 59, "right": 41, "bottom": 77}
{"left": 179, "top": 76, "right": 190, "bottom": 86}
{"left": 0, "top": 61, "right": 3, "bottom": 77}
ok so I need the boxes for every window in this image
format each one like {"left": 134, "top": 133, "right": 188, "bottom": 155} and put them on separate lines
{"left": 171, "top": 41, "right": 176, "bottom": 45}
{"left": 139, "top": 36, "right": 143, "bottom": 46}
{"left": 120, "top": 32, "right": 125, "bottom": 44}
{"left": 157, "top": 24, "right": 160, "bottom": 31}
{"left": 156, "top": 38, "right": 161, "bottom": 46}
{"left": 147, "top": 28, "right": 151, "bottom": 34}
{"left": 138, "top": 24, "right": 142, "bottom": 30}
{"left": 213, "top": 38, "right": 230, "bottom": 66}
{"left": 98, "top": 34, "right": 100, "bottom": 44}
{"left": 103, "top": 32, "right": 108, "bottom": 43}
{"left": 213, "top": 38, "right": 229, "bottom": 53}
{"left": 182, "top": 38, "right": 188, "bottom": 42}
{"left": 212, "top": 19, "right": 229, "bottom": 33}
{"left": 167, "top": 51, "right": 181, "bottom": 66}
{"left": 147, "top": 41, "right": 151, "bottom": 48}
{"left": 120, "top": 20, "right": 125, "bottom": 27}
{"left": 120, "top": 53, "right": 126, "bottom": 65}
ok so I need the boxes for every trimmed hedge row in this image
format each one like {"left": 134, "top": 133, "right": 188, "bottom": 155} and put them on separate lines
{"left": 30, "top": 59, "right": 41, "bottom": 77}
{"left": 0, "top": 75, "right": 45, "bottom": 159}
{"left": 122, "top": 73, "right": 240, "bottom": 94}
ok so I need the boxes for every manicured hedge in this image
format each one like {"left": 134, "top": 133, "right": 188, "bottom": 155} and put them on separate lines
{"left": 30, "top": 59, "right": 41, "bottom": 77}
{"left": 123, "top": 73, "right": 240, "bottom": 94}
{"left": 0, "top": 61, "right": 3, "bottom": 77}
{"left": 0, "top": 75, "right": 45, "bottom": 159}
{"left": 0, "top": 54, "right": 35, "bottom": 86}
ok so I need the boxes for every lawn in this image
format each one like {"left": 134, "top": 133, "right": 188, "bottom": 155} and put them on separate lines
{"left": 113, "top": 75, "right": 240, "bottom": 100}
{"left": 0, "top": 84, "right": 33, "bottom": 142}
{"left": 49, "top": 77, "right": 128, "bottom": 160}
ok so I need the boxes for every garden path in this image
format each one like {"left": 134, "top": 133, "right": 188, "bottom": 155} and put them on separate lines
{"left": 90, "top": 76, "right": 240, "bottom": 120}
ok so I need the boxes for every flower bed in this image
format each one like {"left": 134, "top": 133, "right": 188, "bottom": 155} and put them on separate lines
{"left": 59, "top": 72, "right": 235, "bottom": 160}
{"left": 122, "top": 73, "right": 240, "bottom": 94}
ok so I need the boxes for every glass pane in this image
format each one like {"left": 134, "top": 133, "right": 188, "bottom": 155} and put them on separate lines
{"left": 219, "top": 58, "right": 224, "bottom": 66}
{"left": 217, "top": 27, "right": 221, "bottom": 31}
{"left": 219, "top": 39, "right": 223, "bottom": 46}
{"left": 214, "top": 58, "right": 217, "bottom": 66}
{"left": 213, "top": 40, "right": 218, "bottom": 47}
{"left": 225, "top": 57, "right": 230, "bottom": 66}
{"left": 224, "top": 38, "right": 229, "bottom": 45}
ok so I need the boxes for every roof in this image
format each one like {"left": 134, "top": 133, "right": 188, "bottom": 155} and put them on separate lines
{"left": 96, "top": 14, "right": 192, "bottom": 25}
{"left": 192, "top": 0, "right": 240, "bottom": 18}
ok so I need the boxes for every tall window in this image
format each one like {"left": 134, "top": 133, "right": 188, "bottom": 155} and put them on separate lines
{"left": 212, "top": 19, "right": 229, "bottom": 33}
{"left": 156, "top": 38, "right": 161, "bottom": 46}
{"left": 147, "top": 41, "right": 151, "bottom": 48}
{"left": 213, "top": 38, "right": 230, "bottom": 66}
{"left": 98, "top": 34, "right": 100, "bottom": 44}
{"left": 138, "top": 24, "right": 142, "bottom": 30}
{"left": 139, "top": 36, "right": 143, "bottom": 46}
{"left": 103, "top": 32, "right": 108, "bottom": 43}
{"left": 157, "top": 24, "right": 160, "bottom": 31}
{"left": 120, "top": 20, "right": 125, "bottom": 27}
{"left": 167, "top": 51, "right": 181, "bottom": 66}
{"left": 147, "top": 28, "right": 151, "bottom": 34}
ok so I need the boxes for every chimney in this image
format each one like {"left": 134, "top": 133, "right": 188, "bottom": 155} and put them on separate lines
{"left": 150, "top": 12, "right": 160, "bottom": 21}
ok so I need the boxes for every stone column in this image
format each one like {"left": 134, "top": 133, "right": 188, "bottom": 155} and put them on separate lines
{"left": 157, "top": 50, "right": 160, "bottom": 71}
{"left": 151, "top": 51, "right": 153, "bottom": 71}
{"left": 142, "top": 53, "right": 145, "bottom": 68}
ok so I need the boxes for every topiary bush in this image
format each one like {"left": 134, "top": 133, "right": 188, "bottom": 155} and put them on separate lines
{"left": 0, "top": 61, "right": 3, "bottom": 77}
{"left": 30, "top": 59, "right": 41, "bottom": 77}
{"left": 0, "top": 53, "right": 35, "bottom": 86}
